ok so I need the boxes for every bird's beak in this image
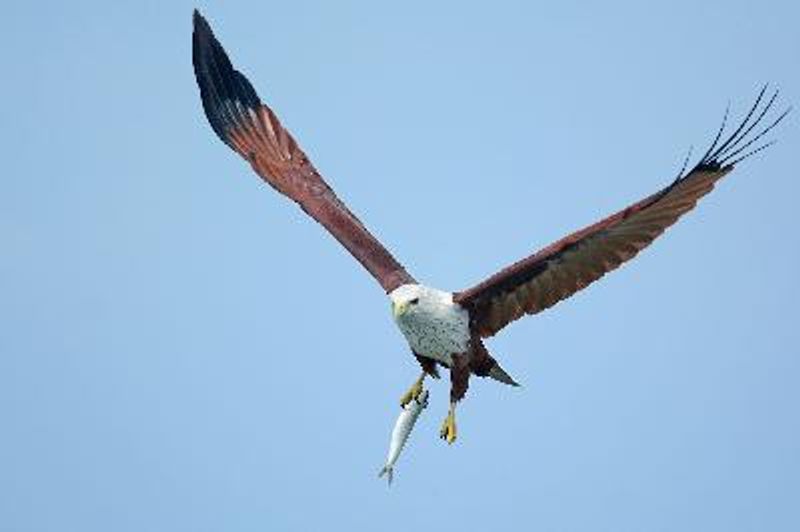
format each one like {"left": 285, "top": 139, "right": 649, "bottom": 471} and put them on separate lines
{"left": 392, "top": 300, "right": 409, "bottom": 319}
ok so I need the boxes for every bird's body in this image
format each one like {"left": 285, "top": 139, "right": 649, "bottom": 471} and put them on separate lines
{"left": 191, "top": 9, "right": 788, "bottom": 447}
{"left": 389, "top": 284, "right": 469, "bottom": 368}
{"left": 389, "top": 282, "right": 518, "bottom": 439}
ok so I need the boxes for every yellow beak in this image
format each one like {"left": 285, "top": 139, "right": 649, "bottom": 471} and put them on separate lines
{"left": 392, "top": 300, "right": 409, "bottom": 319}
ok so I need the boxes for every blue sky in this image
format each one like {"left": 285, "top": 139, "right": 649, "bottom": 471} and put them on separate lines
{"left": 2, "top": 1, "right": 798, "bottom": 530}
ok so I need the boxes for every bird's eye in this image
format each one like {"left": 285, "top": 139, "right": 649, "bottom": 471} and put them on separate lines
{"left": 409, "top": 297, "right": 420, "bottom": 305}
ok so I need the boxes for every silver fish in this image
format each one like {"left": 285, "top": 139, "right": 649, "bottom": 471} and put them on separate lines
{"left": 378, "top": 389, "right": 429, "bottom": 485}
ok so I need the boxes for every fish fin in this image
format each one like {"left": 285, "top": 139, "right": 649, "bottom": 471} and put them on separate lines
{"left": 378, "top": 466, "right": 394, "bottom": 486}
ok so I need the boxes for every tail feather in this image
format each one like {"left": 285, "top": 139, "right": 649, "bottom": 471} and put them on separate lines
{"left": 471, "top": 337, "right": 520, "bottom": 386}
{"left": 489, "top": 363, "right": 520, "bottom": 387}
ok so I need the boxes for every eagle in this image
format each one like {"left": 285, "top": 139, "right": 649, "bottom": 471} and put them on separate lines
{"left": 191, "top": 10, "right": 788, "bottom": 444}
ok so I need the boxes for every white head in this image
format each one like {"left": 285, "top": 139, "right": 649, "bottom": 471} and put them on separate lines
{"left": 388, "top": 283, "right": 471, "bottom": 362}
{"left": 389, "top": 284, "right": 451, "bottom": 323}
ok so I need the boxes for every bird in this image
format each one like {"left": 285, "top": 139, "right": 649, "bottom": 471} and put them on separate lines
{"left": 191, "top": 10, "right": 788, "bottom": 444}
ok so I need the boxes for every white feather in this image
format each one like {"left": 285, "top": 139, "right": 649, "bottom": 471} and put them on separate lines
{"left": 389, "top": 284, "right": 471, "bottom": 366}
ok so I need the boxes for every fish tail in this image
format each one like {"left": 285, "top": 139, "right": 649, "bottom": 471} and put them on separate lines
{"left": 378, "top": 465, "right": 394, "bottom": 486}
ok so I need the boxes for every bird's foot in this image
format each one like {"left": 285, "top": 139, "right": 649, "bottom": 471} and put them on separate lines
{"left": 439, "top": 407, "right": 457, "bottom": 445}
{"left": 399, "top": 376, "right": 424, "bottom": 408}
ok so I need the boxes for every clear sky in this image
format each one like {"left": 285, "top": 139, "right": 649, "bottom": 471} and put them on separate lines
{"left": 2, "top": 1, "right": 798, "bottom": 531}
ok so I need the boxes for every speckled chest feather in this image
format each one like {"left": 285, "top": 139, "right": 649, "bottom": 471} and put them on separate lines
{"left": 389, "top": 284, "right": 471, "bottom": 367}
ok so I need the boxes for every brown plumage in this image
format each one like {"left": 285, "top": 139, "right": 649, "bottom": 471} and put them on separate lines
{"left": 454, "top": 89, "right": 789, "bottom": 338}
{"left": 192, "top": 11, "right": 414, "bottom": 293}
{"left": 192, "top": 9, "right": 788, "bottom": 444}
{"left": 454, "top": 166, "right": 731, "bottom": 337}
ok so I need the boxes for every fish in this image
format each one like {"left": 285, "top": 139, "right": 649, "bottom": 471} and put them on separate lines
{"left": 378, "top": 389, "right": 429, "bottom": 485}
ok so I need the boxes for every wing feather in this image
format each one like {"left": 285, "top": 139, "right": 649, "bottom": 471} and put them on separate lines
{"left": 455, "top": 90, "right": 788, "bottom": 337}
{"left": 192, "top": 11, "right": 414, "bottom": 293}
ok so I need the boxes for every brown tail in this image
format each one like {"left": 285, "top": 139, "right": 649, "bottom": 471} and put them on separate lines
{"left": 470, "top": 338, "right": 520, "bottom": 387}
{"left": 488, "top": 363, "right": 519, "bottom": 386}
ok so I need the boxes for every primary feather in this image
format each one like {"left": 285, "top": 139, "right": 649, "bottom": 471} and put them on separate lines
{"left": 192, "top": 10, "right": 414, "bottom": 293}
{"left": 454, "top": 87, "right": 790, "bottom": 337}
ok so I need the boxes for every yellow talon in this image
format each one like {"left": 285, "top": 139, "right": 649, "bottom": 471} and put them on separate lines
{"left": 439, "top": 407, "right": 457, "bottom": 444}
{"left": 400, "top": 375, "right": 424, "bottom": 407}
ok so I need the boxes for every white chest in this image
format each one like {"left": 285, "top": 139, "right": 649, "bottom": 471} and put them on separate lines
{"left": 392, "top": 288, "right": 471, "bottom": 367}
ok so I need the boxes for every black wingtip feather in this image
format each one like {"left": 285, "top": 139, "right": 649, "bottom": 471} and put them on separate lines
{"left": 192, "top": 11, "right": 262, "bottom": 147}
{"left": 689, "top": 85, "right": 789, "bottom": 174}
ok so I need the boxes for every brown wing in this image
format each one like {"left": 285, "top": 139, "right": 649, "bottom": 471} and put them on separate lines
{"left": 192, "top": 11, "right": 414, "bottom": 293}
{"left": 455, "top": 87, "right": 789, "bottom": 337}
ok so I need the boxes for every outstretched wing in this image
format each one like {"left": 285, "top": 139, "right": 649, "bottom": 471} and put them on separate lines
{"left": 455, "top": 88, "right": 789, "bottom": 337}
{"left": 192, "top": 11, "right": 415, "bottom": 293}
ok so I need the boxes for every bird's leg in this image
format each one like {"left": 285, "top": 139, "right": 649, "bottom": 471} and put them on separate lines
{"left": 441, "top": 352, "right": 469, "bottom": 445}
{"left": 440, "top": 401, "right": 457, "bottom": 444}
{"left": 399, "top": 371, "right": 426, "bottom": 407}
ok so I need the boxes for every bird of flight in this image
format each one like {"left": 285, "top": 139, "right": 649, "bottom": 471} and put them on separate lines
{"left": 192, "top": 10, "right": 788, "bottom": 444}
